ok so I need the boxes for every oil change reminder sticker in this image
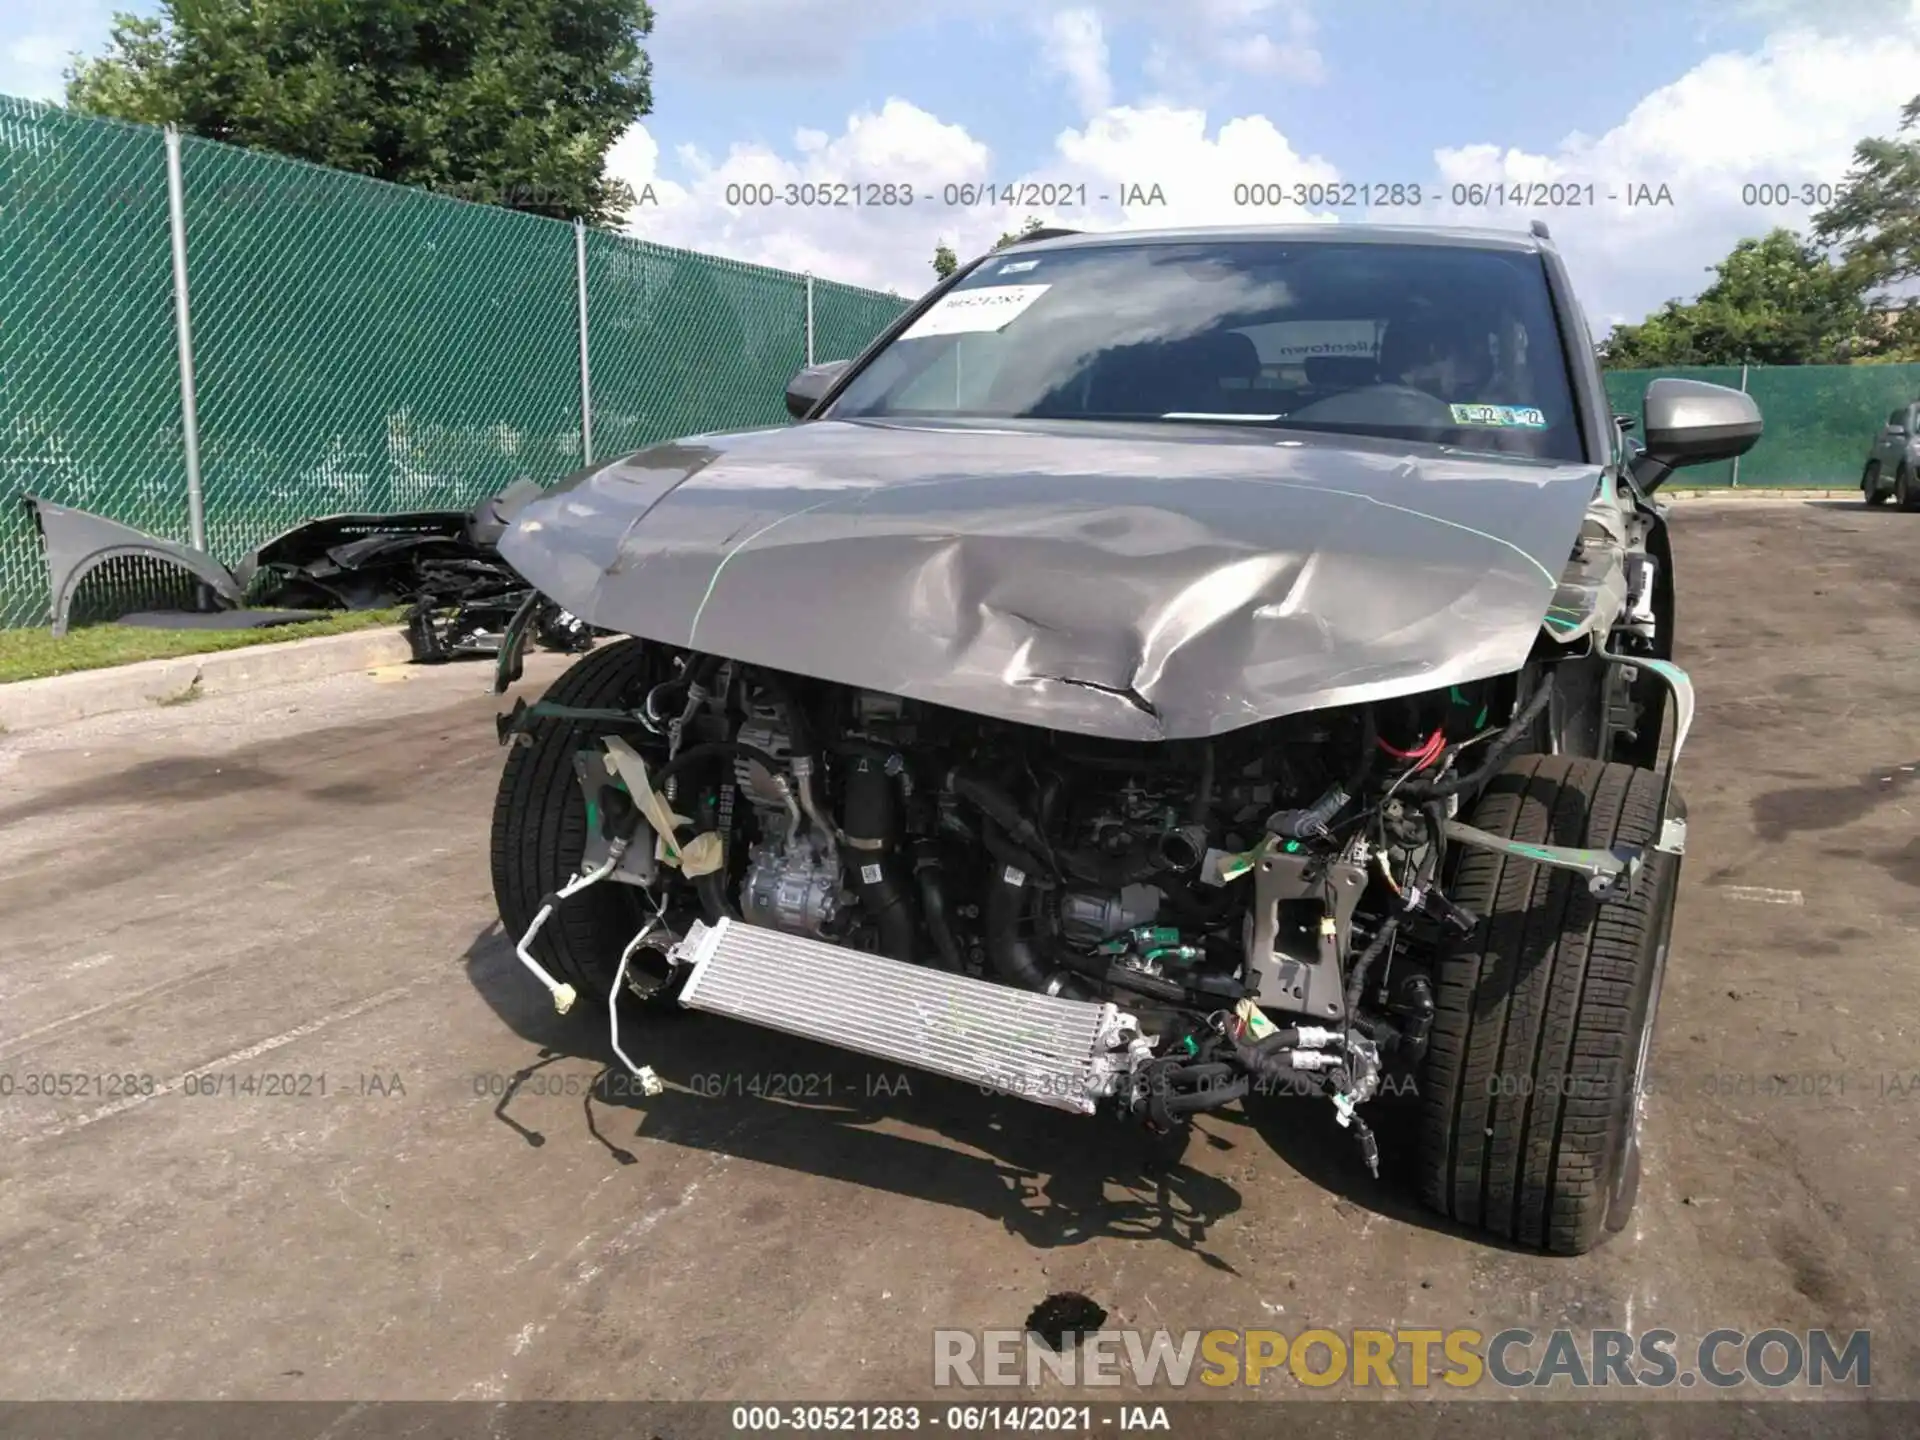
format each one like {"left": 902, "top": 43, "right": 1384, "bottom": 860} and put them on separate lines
{"left": 902, "top": 283, "right": 1050, "bottom": 338}
{"left": 1450, "top": 403, "right": 1547, "bottom": 428}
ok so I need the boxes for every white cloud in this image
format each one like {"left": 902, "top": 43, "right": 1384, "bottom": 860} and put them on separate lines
{"left": 1039, "top": 9, "right": 1112, "bottom": 118}
{"left": 1143, "top": 0, "right": 1324, "bottom": 92}
{"left": 608, "top": 101, "right": 993, "bottom": 295}
{"left": 1714, "top": 0, "right": 1918, "bottom": 35}
{"left": 607, "top": 97, "right": 1347, "bottom": 297}
{"left": 0, "top": 0, "right": 120, "bottom": 102}
{"left": 4, "top": 31, "right": 79, "bottom": 100}
{"left": 1054, "top": 107, "right": 1341, "bottom": 227}
{"left": 612, "top": 1, "right": 1920, "bottom": 328}
{"left": 1413, "top": 8, "right": 1920, "bottom": 326}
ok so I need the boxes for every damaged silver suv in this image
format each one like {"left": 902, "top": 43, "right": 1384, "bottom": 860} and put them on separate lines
{"left": 487, "top": 223, "right": 1761, "bottom": 1254}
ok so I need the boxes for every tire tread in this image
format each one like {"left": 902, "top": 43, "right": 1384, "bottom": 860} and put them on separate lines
{"left": 1419, "top": 753, "right": 1670, "bottom": 1255}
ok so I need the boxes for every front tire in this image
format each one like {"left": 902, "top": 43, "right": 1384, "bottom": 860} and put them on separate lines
{"left": 490, "top": 638, "right": 667, "bottom": 1006}
{"left": 1863, "top": 462, "right": 1888, "bottom": 506}
{"left": 1418, "top": 755, "right": 1680, "bottom": 1255}
{"left": 1898, "top": 465, "right": 1919, "bottom": 512}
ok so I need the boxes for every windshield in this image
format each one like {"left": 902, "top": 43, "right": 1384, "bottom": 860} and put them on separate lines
{"left": 828, "top": 238, "right": 1583, "bottom": 462}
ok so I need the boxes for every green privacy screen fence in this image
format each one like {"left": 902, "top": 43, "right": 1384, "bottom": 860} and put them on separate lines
{"left": 1603, "top": 363, "right": 1920, "bottom": 488}
{"left": 0, "top": 95, "right": 909, "bottom": 627}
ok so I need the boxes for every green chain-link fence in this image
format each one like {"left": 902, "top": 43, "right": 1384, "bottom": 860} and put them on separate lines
{"left": 1604, "top": 363, "right": 1920, "bottom": 488}
{"left": 0, "top": 103, "right": 193, "bottom": 625}
{"left": 0, "top": 95, "right": 911, "bottom": 628}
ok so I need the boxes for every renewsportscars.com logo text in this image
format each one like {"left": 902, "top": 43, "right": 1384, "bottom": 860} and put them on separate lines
{"left": 932, "top": 1328, "right": 1871, "bottom": 1391}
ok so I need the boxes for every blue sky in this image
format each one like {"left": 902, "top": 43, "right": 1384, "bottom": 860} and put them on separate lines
{"left": 8, "top": 0, "right": 1920, "bottom": 323}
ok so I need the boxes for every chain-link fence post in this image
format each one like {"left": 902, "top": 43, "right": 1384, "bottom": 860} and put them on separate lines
{"left": 164, "top": 125, "right": 208, "bottom": 550}
{"left": 575, "top": 219, "right": 594, "bottom": 466}
{"left": 1731, "top": 361, "right": 1749, "bottom": 487}
{"left": 805, "top": 272, "right": 815, "bottom": 365}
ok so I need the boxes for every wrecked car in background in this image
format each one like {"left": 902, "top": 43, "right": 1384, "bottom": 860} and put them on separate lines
{"left": 488, "top": 223, "right": 1761, "bottom": 1255}
{"left": 26, "top": 478, "right": 592, "bottom": 661}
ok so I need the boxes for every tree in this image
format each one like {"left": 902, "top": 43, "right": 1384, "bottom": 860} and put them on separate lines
{"left": 1811, "top": 95, "right": 1920, "bottom": 362}
{"left": 1598, "top": 229, "right": 1865, "bottom": 367}
{"left": 929, "top": 216, "right": 1046, "bottom": 281}
{"left": 67, "top": 0, "right": 656, "bottom": 225}
{"left": 997, "top": 215, "right": 1047, "bottom": 249}
{"left": 1814, "top": 95, "right": 1920, "bottom": 289}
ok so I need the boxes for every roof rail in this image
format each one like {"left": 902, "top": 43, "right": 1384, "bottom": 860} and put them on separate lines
{"left": 1003, "top": 227, "right": 1083, "bottom": 246}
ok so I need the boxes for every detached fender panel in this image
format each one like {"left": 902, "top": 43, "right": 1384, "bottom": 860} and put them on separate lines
{"left": 26, "top": 496, "right": 241, "bottom": 636}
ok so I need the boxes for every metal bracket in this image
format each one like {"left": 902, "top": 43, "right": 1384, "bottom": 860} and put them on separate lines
{"left": 1245, "top": 850, "right": 1366, "bottom": 1019}
{"left": 1598, "top": 648, "right": 1693, "bottom": 857}
{"left": 1443, "top": 820, "right": 1647, "bottom": 901}
{"left": 1443, "top": 652, "right": 1692, "bottom": 902}
{"left": 571, "top": 746, "right": 658, "bottom": 887}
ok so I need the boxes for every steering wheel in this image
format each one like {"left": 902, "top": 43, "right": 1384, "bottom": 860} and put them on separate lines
{"left": 1286, "top": 383, "right": 1456, "bottom": 426}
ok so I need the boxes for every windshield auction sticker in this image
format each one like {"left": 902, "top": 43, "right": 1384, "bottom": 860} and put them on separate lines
{"left": 1450, "top": 402, "right": 1548, "bottom": 428}
{"left": 903, "top": 283, "right": 1051, "bottom": 338}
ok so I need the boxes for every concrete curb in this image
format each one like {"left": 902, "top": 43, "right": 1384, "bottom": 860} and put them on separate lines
{"left": 1662, "top": 487, "right": 1854, "bottom": 500}
{"left": 0, "top": 626, "right": 416, "bottom": 734}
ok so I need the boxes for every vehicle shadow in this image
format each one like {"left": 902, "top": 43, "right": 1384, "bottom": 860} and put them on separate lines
{"left": 461, "top": 923, "right": 1248, "bottom": 1268}
{"left": 1233, "top": 1089, "right": 1540, "bottom": 1253}
{"left": 1798, "top": 498, "right": 1901, "bottom": 512}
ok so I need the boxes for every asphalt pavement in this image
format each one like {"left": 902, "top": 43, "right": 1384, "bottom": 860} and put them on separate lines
{"left": 0, "top": 498, "right": 1915, "bottom": 1404}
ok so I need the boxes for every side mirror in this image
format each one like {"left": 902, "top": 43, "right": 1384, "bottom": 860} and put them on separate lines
{"left": 785, "top": 360, "right": 850, "bottom": 420}
{"left": 1629, "top": 377, "right": 1762, "bottom": 492}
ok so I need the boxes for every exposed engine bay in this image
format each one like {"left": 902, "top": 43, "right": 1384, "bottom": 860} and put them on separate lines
{"left": 496, "top": 627, "right": 1685, "bottom": 1176}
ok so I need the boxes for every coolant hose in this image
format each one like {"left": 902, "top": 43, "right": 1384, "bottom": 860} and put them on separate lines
{"left": 984, "top": 859, "right": 1089, "bottom": 999}
{"left": 843, "top": 752, "right": 917, "bottom": 964}
{"left": 948, "top": 771, "right": 1055, "bottom": 867}
{"left": 912, "top": 839, "right": 966, "bottom": 971}
{"left": 650, "top": 740, "right": 783, "bottom": 795}
{"left": 1231, "top": 1027, "right": 1305, "bottom": 1079}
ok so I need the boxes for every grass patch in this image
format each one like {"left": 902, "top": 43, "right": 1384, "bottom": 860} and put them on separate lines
{"left": 0, "top": 609, "right": 409, "bottom": 684}
{"left": 155, "top": 676, "right": 204, "bottom": 706}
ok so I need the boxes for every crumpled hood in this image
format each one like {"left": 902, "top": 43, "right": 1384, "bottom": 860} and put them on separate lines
{"left": 502, "top": 418, "right": 1599, "bottom": 741}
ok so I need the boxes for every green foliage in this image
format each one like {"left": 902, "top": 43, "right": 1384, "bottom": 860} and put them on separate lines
{"left": 1814, "top": 95, "right": 1920, "bottom": 293}
{"left": 66, "top": 0, "right": 656, "bottom": 225}
{"left": 1598, "top": 230, "right": 1865, "bottom": 367}
{"left": 1603, "top": 97, "right": 1920, "bottom": 368}
{"left": 994, "top": 216, "right": 1047, "bottom": 249}
{"left": 930, "top": 216, "right": 1046, "bottom": 281}
{"left": 0, "top": 609, "right": 408, "bottom": 684}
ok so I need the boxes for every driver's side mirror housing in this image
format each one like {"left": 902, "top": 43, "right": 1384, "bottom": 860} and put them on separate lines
{"left": 785, "top": 360, "right": 850, "bottom": 420}
{"left": 1629, "top": 377, "right": 1762, "bottom": 492}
